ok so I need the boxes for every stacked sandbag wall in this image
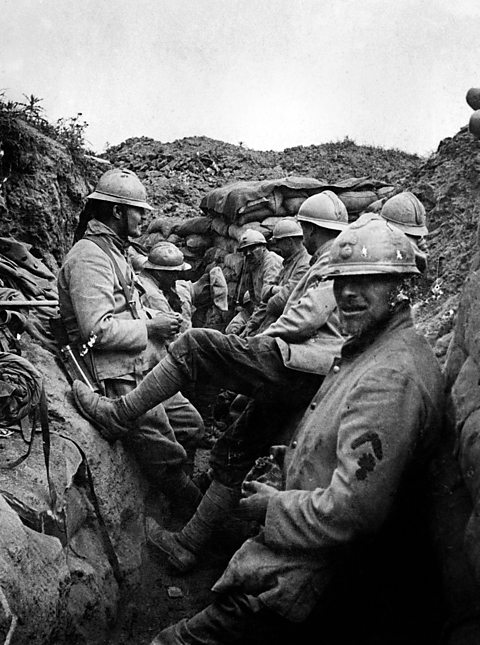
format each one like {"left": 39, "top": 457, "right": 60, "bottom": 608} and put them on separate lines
{"left": 137, "top": 177, "right": 397, "bottom": 324}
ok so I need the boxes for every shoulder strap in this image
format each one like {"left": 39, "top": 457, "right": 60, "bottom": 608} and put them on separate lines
{"left": 85, "top": 237, "right": 140, "bottom": 320}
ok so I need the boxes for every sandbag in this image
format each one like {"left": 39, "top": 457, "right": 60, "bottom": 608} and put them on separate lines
{"left": 237, "top": 206, "right": 273, "bottom": 227}
{"left": 211, "top": 217, "right": 230, "bottom": 237}
{"left": 137, "top": 231, "right": 165, "bottom": 250}
{"left": 200, "top": 176, "right": 326, "bottom": 222}
{"left": 146, "top": 217, "right": 170, "bottom": 236}
{"left": 377, "top": 186, "right": 397, "bottom": 200}
{"left": 228, "top": 222, "right": 270, "bottom": 243}
{"left": 175, "top": 216, "right": 212, "bottom": 238}
{"left": 262, "top": 217, "right": 285, "bottom": 232}
{"left": 212, "top": 234, "right": 237, "bottom": 253}
{"left": 284, "top": 196, "right": 307, "bottom": 215}
{"left": 338, "top": 190, "right": 378, "bottom": 214}
{"left": 237, "top": 197, "right": 270, "bottom": 216}
{"left": 185, "top": 234, "right": 211, "bottom": 252}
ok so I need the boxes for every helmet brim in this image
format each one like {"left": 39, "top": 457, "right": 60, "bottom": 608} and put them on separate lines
{"left": 324, "top": 263, "right": 421, "bottom": 278}
{"left": 382, "top": 216, "right": 428, "bottom": 237}
{"left": 272, "top": 233, "right": 304, "bottom": 240}
{"left": 87, "top": 191, "right": 153, "bottom": 211}
{"left": 297, "top": 216, "right": 349, "bottom": 231}
{"left": 143, "top": 261, "right": 191, "bottom": 271}
{"left": 238, "top": 242, "right": 266, "bottom": 251}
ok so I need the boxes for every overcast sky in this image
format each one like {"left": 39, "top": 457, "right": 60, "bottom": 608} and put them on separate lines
{"left": 2, "top": 0, "right": 480, "bottom": 156}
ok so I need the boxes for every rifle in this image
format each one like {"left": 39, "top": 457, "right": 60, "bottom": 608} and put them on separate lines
{"left": 49, "top": 317, "right": 102, "bottom": 393}
{"left": 231, "top": 256, "right": 247, "bottom": 313}
{"left": 0, "top": 300, "right": 58, "bottom": 308}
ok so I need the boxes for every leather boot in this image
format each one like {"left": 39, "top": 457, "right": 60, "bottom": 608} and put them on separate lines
{"left": 146, "top": 480, "right": 240, "bottom": 573}
{"left": 72, "top": 380, "right": 131, "bottom": 441}
{"left": 150, "top": 594, "right": 261, "bottom": 644}
{"left": 162, "top": 470, "right": 203, "bottom": 525}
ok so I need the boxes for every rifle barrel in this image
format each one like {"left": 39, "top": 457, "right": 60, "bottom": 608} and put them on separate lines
{"left": 0, "top": 300, "right": 58, "bottom": 307}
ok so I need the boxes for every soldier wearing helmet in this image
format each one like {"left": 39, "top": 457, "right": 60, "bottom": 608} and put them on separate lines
{"left": 139, "top": 242, "right": 192, "bottom": 330}
{"left": 142, "top": 212, "right": 444, "bottom": 644}
{"left": 225, "top": 229, "right": 283, "bottom": 336}
{"left": 380, "top": 191, "right": 429, "bottom": 273}
{"left": 71, "top": 191, "right": 348, "bottom": 575}
{"left": 58, "top": 169, "right": 204, "bottom": 519}
{"left": 245, "top": 218, "right": 311, "bottom": 335}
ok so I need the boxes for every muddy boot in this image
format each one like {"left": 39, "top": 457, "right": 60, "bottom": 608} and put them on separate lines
{"left": 146, "top": 480, "right": 240, "bottom": 573}
{"left": 161, "top": 469, "right": 203, "bottom": 525}
{"left": 72, "top": 380, "right": 132, "bottom": 441}
{"left": 150, "top": 594, "right": 262, "bottom": 644}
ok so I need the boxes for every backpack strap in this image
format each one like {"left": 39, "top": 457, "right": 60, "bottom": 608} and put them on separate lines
{"left": 85, "top": 237, "right": 140, "bottom": 320}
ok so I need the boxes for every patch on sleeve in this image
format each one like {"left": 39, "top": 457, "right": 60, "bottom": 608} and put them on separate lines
{"left": 351, "top": 432, "right": 383, "bottom": 481}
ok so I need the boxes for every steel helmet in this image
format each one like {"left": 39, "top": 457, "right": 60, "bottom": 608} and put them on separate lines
{"left": 238, "top": 229, "right": 267, "bottom": 251}
{"left": 272, "top": 218, "right": 303, "bottom": 240}
{"left": 324, "top": 213, "right": 420, "bottom": 277}
{"left": 87, "top": 168, "right": 153, "bottom": 210}
{"left": 380, "top": 192, "right": 428, "bottom": 237}
{"left": 142, "top": 242, "right": 191, "bottom": 271}
{"left": 296, "top": 191, "right": 348, "bottom": 231}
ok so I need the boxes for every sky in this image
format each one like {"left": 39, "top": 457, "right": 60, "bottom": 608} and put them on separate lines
{"left": 2, "top": 0, "right": 480, "bottom": 157}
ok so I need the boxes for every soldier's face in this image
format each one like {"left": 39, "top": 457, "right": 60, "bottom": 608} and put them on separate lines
{"left": 125, "top": 206, "right": 144, "bottom": 238}
{"left": 244, "top": 246, "right": 264, "bottom": 265}
{"left": 333, "top": 274, "right": 400, "bottom": 337}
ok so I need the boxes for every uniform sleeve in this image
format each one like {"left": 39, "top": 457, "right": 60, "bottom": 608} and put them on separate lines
{"left": 265, "top": 256, "right": 311, "bottom": 317}
{"left": 65, "top": 245, "right": 148, "bottom": 351}
{"left": 261, "top": 280, "right": 337, "bottom": 341}
{"left": 264, "top": 368, "right": 425, "bottom": 550}
{"left": 259, "top": 253, "right": 283, "bottom": 302}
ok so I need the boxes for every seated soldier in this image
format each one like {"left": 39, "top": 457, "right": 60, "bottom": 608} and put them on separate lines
{"left": 380, "top": 191, "right": 429, "bottom": 272}
{"left": 58, "top": 168, "right": 204, "bottom": 520}
{"left": 225, "top": 229, "right": 282, "bottom": 336}
{"left": 148, "top": 212, "right": 445, "bottom": 644}
{"left": 71, "top": 191, "right": 349, "bottom": 573}
{"left": 246, "top": 218, "right": 311, "bottom": 335}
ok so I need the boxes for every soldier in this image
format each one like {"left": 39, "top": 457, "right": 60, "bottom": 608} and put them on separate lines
{"left": 225, "top": 229, "right": 282, "bottom": 336}
{"left": 58, "top": 168, "right": 204, "bottom": 518}
{"left": 380, "top": 191, "right": 429, "bottom": 272}
{"left": 149, "top": 212, "right": 445, "bottom": 644}
{"left": 71, "top": 190, "right": 349, "bottom": 573}
{"left": 247, "top": 218, "right": 311, "bottom": 334}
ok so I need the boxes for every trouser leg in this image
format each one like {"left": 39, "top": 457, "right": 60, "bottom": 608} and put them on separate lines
{"left": 163, "top": 392, "right": 205, "bottom": 454}
{"left": 122, "top": 329, "right": 289, "bottom": 418}
{"left": 151, "top": 593, "right": 287, "bottom": 645}
{"left": 146, "top": 480, "right": 240, "bottom": 573}
{"left": 104, "top": 380, "right": 200, "bottom": 515}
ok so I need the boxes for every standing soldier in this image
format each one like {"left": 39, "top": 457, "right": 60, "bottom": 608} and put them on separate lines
{"left": 57, "top": 168, "right": 204, "bottom": 518}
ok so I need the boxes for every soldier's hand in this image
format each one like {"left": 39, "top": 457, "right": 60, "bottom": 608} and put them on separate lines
{"left": 237, "top": 480, "right": 279, "bottom": 523}
{"left": 146, "top": 312, "right": 182, "bottom": 340}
